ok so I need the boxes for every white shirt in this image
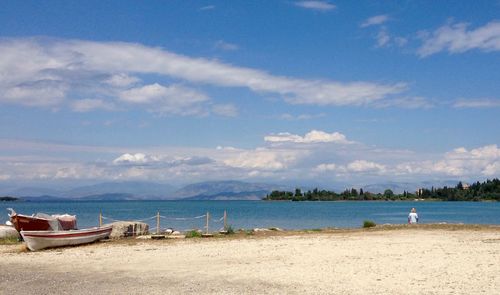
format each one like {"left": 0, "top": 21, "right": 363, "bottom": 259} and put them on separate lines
{"left": 408, "top": 212, "right": 419, "bottom": 224}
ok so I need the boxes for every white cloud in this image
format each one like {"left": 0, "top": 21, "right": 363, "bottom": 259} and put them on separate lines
{"left": 1, "top": 136, "right": 499, "bottom": 185}
{"left": 453, "top": 98, "right": 500, "bottom": 108}
{"left": 373, "top": 96, "right": 434, "bottom": 109}
{"left": 119, "top": 83, "right": 209, "bottom": 115}
{"left": 0, "top": 38, "right": 407, "bottom": 111}
{"left": 360, "top": 15, "right": 389, "bottom": 28}
{"left": 279, "top": 113, "right": 325, "bottom": 120}
{"left": 315, "top": 163, "right": 337, "bottom": 171}
{"left": 346, "top": 160, "right": 386, "bottom": 173}
{"left": 113, "top": 153, "right": 153, "bottom": 165}
{"left": 223, "top": 148, "right": 299, "bottom": 171}
{"left": 394, "top": 36, "right": 408, "bottom": 47}
{"left": 214, "top": 40, "right": 239, "bottom": 51}
{"left": 417, "top": 21, "right": 500, "bottom": 57}
{"left": 398, "top": 145, "right": 500, "bottom": 177}
{"left": 1, "top": 81, "right": 67, "bottom": 107}
{"left": 104, "top": 73, "right": 140, "bottom": 87}
{"left": 376, "top": 28, "right": 391, "bottom": 47}
{"left": 211, "top": 104, "right": 239, "bottom": 117}
{"left": 199, "top": 5, "right": 215, "bottom": 11}
{"left": 294, "top": 1, "right": 336, "bottom": 11}
{"left": 71, "top": 99, "right": 115, "bottom": 112}
{"left": 264, "top": 130, "right": 352, "bottom": 144}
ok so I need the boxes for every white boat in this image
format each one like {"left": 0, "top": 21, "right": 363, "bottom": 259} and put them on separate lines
{"left": 21, "top": 226, "right": 113, "bottom": 251}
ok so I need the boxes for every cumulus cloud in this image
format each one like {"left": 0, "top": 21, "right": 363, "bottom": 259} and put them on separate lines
{"left": 391, "top": 145, "right": 500, "bottom": 177}
{"left": 435, "top": 145, "right": 500, "bottom": 176}
{"left": 113, "top": 153, "right": 155, "bottom": 165}
{"left": 360, "top": 15, "right": 389, "bottom": 28}
{"left": 453, "top": 98, "right": 500, "bottom": 108}
{"left": 223, "top": 148, "right": 299, "bottom": 171}
{"left": 315, "top": 163, "right": 337, "bottom": 171}
{"left": 417, "top": 20, "right": 500, "bottom": 57}
{"left": 316, "top": 160, "right": 386, "bottom": 174}
{"left": 264, "top": 130, "right": 352, "bottom": 144}
{"left": 346, "top": 160, "right": 386, "bottom": 173}
{"left": 294, "top": 1, "right": 336, "bottom": 11}
{"left": 1, "top": 136, "right": 499, "bottom": 185}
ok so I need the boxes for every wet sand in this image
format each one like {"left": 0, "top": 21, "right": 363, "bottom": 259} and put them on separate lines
{"left": 1, "top": 226, "right": 499, "bottom": 294}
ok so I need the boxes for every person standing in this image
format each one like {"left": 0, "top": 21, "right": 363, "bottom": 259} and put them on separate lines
{"left": 408, "top": 208, "right": 419, "bottom": 224}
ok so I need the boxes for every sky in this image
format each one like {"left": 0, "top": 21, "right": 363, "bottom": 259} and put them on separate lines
{"left": 0, "top": 0, "right": 499, "bottom": 188}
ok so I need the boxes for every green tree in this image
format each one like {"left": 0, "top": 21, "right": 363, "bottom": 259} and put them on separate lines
{"left": 383, "top": 189, "right": 394, "bottom": 199}
{"left": 295, "top": 188, "right": 302, "bottom": 197}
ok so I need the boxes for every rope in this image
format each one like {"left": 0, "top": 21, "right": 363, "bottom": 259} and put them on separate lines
{"left": 101, "top": 215, "right": 157, "bottom": 223}
{"left": 159, "top": 214, "right": 206, "bottom": 220}
{"left": 211, "top": 216, "right": 224, "bottom": 223}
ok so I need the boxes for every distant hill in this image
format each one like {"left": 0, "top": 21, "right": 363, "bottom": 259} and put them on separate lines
{"left": 20, "top": 195, "right": 70, "bottom": 202}
{"left": 181, "top": 190, "right": 270, "bottom": 201}
{"left": 78, "top": 193, "right": 136, "bottom": 201}
{"left": 65, "top": 181, "right": 176, "bottom": 199}
{"left": 7, "top": 187, "right": 64, "bottom": 198}
{"left": 7, "top": 181, "right": 177, "bottom": 200}
{"left": 173, "top": 180, "right": 287, "bottom": 200}
{"left": 2, "top": 179, "right": 465, "bottom": 201}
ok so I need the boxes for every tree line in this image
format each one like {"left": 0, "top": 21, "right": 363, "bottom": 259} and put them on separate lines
{"left": 0, "top": 196, "right": 18, "bottom": 201}
{"left": 263, "top": 178, "right": 500, "bottom": 202}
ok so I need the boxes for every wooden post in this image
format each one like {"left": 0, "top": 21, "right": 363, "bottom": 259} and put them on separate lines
{"left": 223, "top": 210, "right": 227, "bottom": 230}
{"left": 99, "top": 210, "right": 102, "bottom": 227}
{"left": 156, "top": 211, "right": 160, "bottom": 235}
{"left": 206, "top": 211, "right": 209, "bottom": 234}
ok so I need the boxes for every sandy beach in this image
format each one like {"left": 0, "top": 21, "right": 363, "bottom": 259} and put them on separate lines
{"left": 1, "top": 225, "right": 499, "bottom": 295}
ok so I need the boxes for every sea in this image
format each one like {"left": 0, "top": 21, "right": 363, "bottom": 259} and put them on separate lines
{"left": 2, "top": 200, "right": 500, "bottom": 231}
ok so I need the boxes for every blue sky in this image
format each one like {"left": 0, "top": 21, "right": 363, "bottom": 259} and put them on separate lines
{"left": 0, "top": 0, "right": 499, "bottom": 188}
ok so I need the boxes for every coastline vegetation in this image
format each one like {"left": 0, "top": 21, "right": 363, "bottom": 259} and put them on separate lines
{"left": 264, "top": 178, "right": 500, "bottom": 202}
{"left": 185, "top": 230, "right": 202, "bottom": 238}
{"left": 0, "top": 196, "right": 18, "bottom": 202}
{"left": 363, "top": 220, "right": 376, "bottom": 228}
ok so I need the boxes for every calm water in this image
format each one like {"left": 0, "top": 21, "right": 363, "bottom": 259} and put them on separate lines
{"left": 1, "top": 201, "right": 500, "bottom": 230}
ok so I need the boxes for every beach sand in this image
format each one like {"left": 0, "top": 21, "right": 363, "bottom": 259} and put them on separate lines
{"left": 1, "top": 226, "right": 499, "bottom": 294}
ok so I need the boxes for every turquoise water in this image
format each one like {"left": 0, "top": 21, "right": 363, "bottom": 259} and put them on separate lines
{"left": 1, "top": 201, "right": 500, "bottom": 230}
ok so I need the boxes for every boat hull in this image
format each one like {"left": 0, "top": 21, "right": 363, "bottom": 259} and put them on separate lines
{"left": 10, "top": 214, "right": 52, "bottom": 232}
{"left": 21, "top": 226, "right": 112, "bottom": 251}
{"left": 9, "top": 210, "right": 77, "bottom": 232}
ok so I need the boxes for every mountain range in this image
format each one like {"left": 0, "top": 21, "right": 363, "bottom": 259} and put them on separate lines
{"left": 2, "top": 180, "right": 287, "bottom": 201}
{"left": 1, "top": 180, "right": 460, "bottom": 201}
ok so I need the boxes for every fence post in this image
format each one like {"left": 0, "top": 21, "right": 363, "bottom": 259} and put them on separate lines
{"left": 223, "top": 210, "right": 227, "bottom": 230}
{"left": 156, "top": 211, "right": 160, "bottom": 235}
{"left": 206, "top": 211, "right": 209, "bottom": 234}
{"left": 99, "top": 210, "right": 102, "bottom": 227}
